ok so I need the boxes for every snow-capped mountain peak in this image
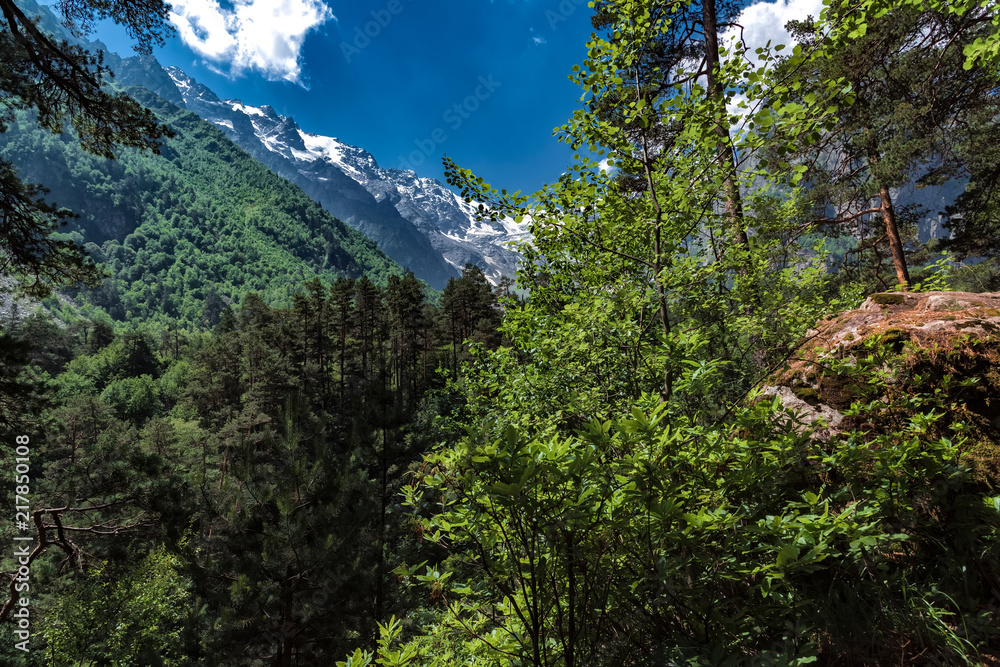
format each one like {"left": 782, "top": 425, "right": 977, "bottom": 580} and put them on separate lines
{"left": 164, "top": 66, "right": 221, "bottom": 105}
{"left": 152, "top": 63, "right": 524, "bottom": 287}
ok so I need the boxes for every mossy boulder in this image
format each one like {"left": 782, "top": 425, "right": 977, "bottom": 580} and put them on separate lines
{"left": 763, "top": 290, "right": 1000, "bottom": 487}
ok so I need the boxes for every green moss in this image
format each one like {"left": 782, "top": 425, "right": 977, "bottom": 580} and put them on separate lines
{"left": 976, "top": 307, "right": 1000, "bottom": 317}
{"left": 870, "top": 328, "right": 910, "bottom": 354}
{"left": 965, "top": 437, "right": 1000, "bottom": 487}
{"left": 870, "top": 292, "right": 905, "bottom": 305}
{"left": 943, "top": 316, "right": 956, "bottom": 322}
{"left": 791, "top": 386, "right": 821, "bottom": 404}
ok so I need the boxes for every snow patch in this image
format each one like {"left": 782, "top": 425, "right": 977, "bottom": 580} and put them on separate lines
{"left": 290, "top": 147, "right": 316, "bottom": 162}
{"left": 167, "top": 69, "right": 190, "bottom": 93}
{"left": 298, "top": 130, "right": 346, "bottom": 163}
{"left": 230, "top": 102, "right": 266, "bottom": 117}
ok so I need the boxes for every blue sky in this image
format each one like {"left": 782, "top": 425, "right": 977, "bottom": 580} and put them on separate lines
{"left": 91, "top": 0, "right": 823, "bottom": 194}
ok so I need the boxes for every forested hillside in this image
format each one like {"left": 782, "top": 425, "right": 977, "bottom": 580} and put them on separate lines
{"left": 0, "top": 88, "right": 405, "bottom": 326}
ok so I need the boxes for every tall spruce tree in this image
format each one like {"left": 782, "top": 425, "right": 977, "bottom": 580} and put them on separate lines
{"left": 330, "top": 277, "right": 356, "bottom": 410}
{"left": 385, "top": 273, "right": 426, "bottom": 396}
{"left": 203, "top": 397, "right": 378, "bottom": 666}
{"left": 439, "top": 264, "right": 501, "bottom": 374}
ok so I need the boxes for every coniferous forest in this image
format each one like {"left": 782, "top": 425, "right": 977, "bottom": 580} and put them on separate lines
{"left": 1, "top": 0, "right": 1000, "bottom": 664}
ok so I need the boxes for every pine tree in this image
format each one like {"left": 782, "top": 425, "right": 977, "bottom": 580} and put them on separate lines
{"left": 352, "top": 276, "right": 385, "bottom": 386}
{"left": 385, "top": 273, "right": 426, "bottom": 396}
{"left": 777, "top": 4, "right": 1000, "bottom": 288}
{"left": 439, "top": 264, "right": 500, "bottom": 373}
{"left": 330, "top": 278, "right": 355, "bottom": 410}
{"left": 292, "top": 277, "right": 333, "bottom": 404}
{"left": 201, "top": 397, "right": 377, "bottom": 665}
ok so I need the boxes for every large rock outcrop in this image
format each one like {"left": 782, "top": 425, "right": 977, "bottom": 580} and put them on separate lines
{"left": 764, "top": 290, "right": 1000, "bottom": 485}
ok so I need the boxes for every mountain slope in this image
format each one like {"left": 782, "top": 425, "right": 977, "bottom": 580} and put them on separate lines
{"left": 0, "top": 89, "right": 405, "bottom": 326}
{"left": 114, "top": 60, "right": 526, "bottom": 287}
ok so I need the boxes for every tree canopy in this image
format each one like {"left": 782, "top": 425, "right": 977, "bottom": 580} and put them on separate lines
{"left": 772, "top": 2, "right": 1000, "bottom": 289}
{"left": 0, "top": 0, "right": 172, "bottom": 296}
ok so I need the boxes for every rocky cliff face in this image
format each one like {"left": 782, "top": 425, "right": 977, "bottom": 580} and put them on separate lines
{"left": 892, "top": 177, "right": 967, "bottom": 243}
{"left": 764, "top": 291, "right": 1000, "bottom": 484}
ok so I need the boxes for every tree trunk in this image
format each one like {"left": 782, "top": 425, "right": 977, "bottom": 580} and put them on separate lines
{"left": 702, "top": 0, "right": 749, "bottom": 248}
{"left": 375, "top": 413, "right": 389, "bottom": 623}
{"left": 277, "top": 565, "right": 296, "bottom": 667}
{"left": 868, "top": 150, "right": 910, "bottom": 287}
{"left": 879, "top": 183, "right": 910, "bottom": 287}
{"left": 634, "top": 68, "right": 673, "bottom": 402}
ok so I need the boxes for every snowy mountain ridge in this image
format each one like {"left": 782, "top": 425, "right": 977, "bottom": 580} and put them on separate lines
{"left": 161, "top": 65, "right": 526, "bottom": 287}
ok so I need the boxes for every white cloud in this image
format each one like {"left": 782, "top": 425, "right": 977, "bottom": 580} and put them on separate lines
{"left": 169, "top": 0, "right": 334, "bottom": 84}
{"left": 724, "top": 0, "right": 826, "bottom": 69}
{"left": 529, "top": 27, "right": 547, "bottom": 46}
{"left": 718, "top": 0, "right": 826, "bottom": 122}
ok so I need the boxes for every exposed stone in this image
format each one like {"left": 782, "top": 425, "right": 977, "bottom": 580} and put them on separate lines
{"left": 803, "top": 291, "right": 1000, "bottom": 352}
{"left": 762, "top": 291, "right": 1000, "bottom": 484}
{"left": 760, "top": 385, "right": 844, "bottom": 440}
{"left": 868, "top": 292, "right": 906, "bottom": 306}
{"left": 925, "top": 294, "right": 975, "bottom": 311}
